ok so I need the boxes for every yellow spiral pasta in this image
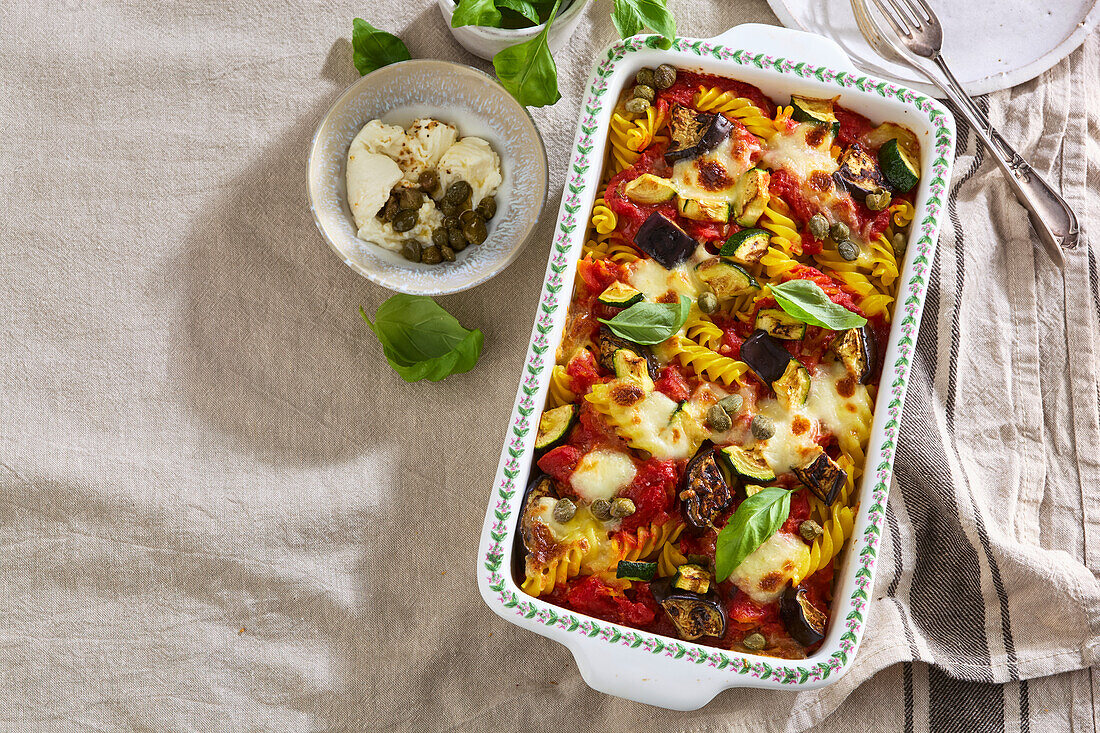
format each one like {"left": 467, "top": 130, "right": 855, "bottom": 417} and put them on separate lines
{"left": 625, "top": 104, "right": 669, "bottom": 152}
{"left": 582, "top": 238, "right": 608, "bottom": 260}
{"left": 522, "top": 508, "right": 609, "bottom": 596}
{"left": 612, "top": 520, "right": 684, "bottom": 563}
{"left": 870, "top": 235, "right": 899, "bottom": 290}
{"left": 692, "top": 88, "right": 777, "bottom": 139}
{"left": 655, "top": 336, "right": 749, "bottom": 386}
{"left": 591, "top": 195, "right": 618, "bottom": 236}
{"left": 608, "top": 112, "right": 642, "bottom": 174}
{"left": 793, "top": 501, "right": 856, "bottom": 584}
{"left": 889, "top": 200, "right": 915, "bottom": 228}
{"left": 759, "top": 202, "right": 803, "bottom": 255}
{"left": 759, "top": 246, "right": 801, "bottom": 279}
{"left": 604, "top": 237, "right": 641, "bottom": 264}
{"left": 547, "top": 364, "right": 576, "bottom": 408}
{"left": 658, "top": 539, "right": 688, "bottom": 578}
{"left": 859, "top": 292, "right": 895, "bottom": 321}
{"left": 683, "top": 310, "right": 724, "bottom": 351}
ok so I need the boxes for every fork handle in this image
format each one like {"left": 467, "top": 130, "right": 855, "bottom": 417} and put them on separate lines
{"left": 919, "top": 54, "right": 1080, "bottom": 260}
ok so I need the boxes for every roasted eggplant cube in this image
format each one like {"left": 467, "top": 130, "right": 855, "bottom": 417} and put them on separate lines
{"left": 679, "top": 447, "right": 733, "bottom": 529}
{"left": 835, "top": 142, "right": 889, "bottom": 199}
{"left": 665, "top": 105, "right": 733, "bottom": 163}
{"left": 651, "top": 578, "right": 727, "bottom": 640}
{"left": 780, "top": 584, "right": 827, "bottom": 646}
{"left": 740, "top": 329, "right": 795, "bottom": 385}
{"left": 633, "top": 212, "right": 697, "bottom": 269}
{"left": 833, "top": 326, "right": 877, "bottom": 384}
{"left": 793, "top": 450, "right": 847, "bottom": 506}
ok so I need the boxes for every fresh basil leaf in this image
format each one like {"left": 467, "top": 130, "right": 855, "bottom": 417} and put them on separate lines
{"left": 610, "top": 0, "right": 676, "bottom": 47}
{"left": 597, "top": 294, "right": 689, "bottom": 345}
{"left": 715, "top": 486, "right": 792, "bottom": 582}
{"left": 351, "top": 18, "right": 411, "bottom": 76}
{"left": 493, "top": 0, "right": 561, "bottom": 107}
{"left": 361, "top": 295, "right": 484, "bottom": 382}
{"left": 495, "top": 0, "right": 540, "bottom": 23}
{"left": 452, "top": 0, "right": 503, "bottom": 28}
{"left": 769, "top": 279, "right": 868, "bottom": 330}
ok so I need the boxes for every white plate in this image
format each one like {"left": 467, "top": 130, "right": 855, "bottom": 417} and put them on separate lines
{"left": 767, "top": 0, "right": 1100, "bottom": 96}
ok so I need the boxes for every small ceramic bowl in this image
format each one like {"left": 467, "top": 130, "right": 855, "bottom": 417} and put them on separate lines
{"left": 438, "top": 0, "right": 589, "bottom": 61}
{"left": 308, "top": 59, "right": 548, "bottom": 295}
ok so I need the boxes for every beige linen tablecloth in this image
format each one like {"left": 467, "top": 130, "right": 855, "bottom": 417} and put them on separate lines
{"left": 4, "top": 1, "right": 1099, "bottom": 731}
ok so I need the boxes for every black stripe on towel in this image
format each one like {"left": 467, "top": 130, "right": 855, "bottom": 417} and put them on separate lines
{"left": 929, "top": 666, "right": 1005, "bottom": 733}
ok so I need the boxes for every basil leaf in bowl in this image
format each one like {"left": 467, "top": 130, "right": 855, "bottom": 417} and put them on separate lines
{"left": 362, "top": 295, "right": 484, "bottom": 382}
{"left": 769, "top": 279, "right": 867, "bottom": 330}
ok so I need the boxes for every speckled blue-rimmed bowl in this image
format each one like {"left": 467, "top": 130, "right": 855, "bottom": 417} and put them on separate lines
{"left": 308, "top": 59, "right": 548, "bottom": 295}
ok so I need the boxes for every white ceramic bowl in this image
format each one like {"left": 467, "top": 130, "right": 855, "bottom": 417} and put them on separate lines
{"left": 477, "top": 24, "right": 956, "bottom": 709}
{"left": 307, "top": 59, "right": 548, "bottom": 295}
{"left": 438, "top": 0, "right": 589, "bottom": 61}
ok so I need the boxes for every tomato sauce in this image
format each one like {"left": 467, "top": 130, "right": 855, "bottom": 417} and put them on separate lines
{"left": 657, "top": 71, "right": 776, "bottom": 116}
{"left": 834, "top": 104, "right": 875, "bottom": 149}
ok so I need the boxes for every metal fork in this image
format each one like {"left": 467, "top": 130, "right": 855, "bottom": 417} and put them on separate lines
{"left": 851, "top": 0, "right": 1079, "bottom": 266}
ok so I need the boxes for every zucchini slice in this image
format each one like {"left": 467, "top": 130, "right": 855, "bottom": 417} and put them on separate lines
{"left": 695, "top": 258, "right": 759, "bottom": 299}
{"left": 878, "top": 138, "right": 920, "bottom": 192}
{"left": 773, "top": 360, "right": 812, "bottom": 410}
{"left": 611, "top": 348, "right": 651, "bottom": 382}
{"left": 535, "top": 404, "right": 578, "bottom": 451}
{"left": 672, "top": 564, "right": 711, "bottom": 594}
{"left": 720, "top": 228, "right": 770, "bottom": 264}
{"left": 624, "top": 173, "right": 677, "bottom": 204}
{"left": 754, "top": 308, "right": 807, "bottom": 340}
{"left": 717, "top": 445, "right": 776, "bottom": 484}
{"left": 617, "top": 560, "right": 658, "bottom": 582}
{"left": 597, "top": 281, "right": 644, "bottom": 308}
{"left": 790, "top": 95, "right": 840, "bottom": 135}
{"left": 677, "top": 196, "right": 731, "bottom": 223}
{"left": 732, "top": 168, "right": 771, "bottom": 226}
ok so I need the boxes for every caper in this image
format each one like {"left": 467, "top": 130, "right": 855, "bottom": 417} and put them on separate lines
{"left": 799, "top": 520, "right": 824, "bottom": 543}
{"left": 592, "top": 499, "right": 613, "bottom": 521}
{"left": 440, "top": 245, "right": 456, "bottom": 262}
{"left": 421, "top": 245, "right": 443, "bottom": 265}
{"left": 462, "top": 215, "right": 488, "bottom": 245}
{"left": 380, "top": 194, "right": 400, "bottom": 223}
{"left": 447, "top": 225, "right": 467, "bottom": 251}
{"left": 808, "top": 213, "right": 830, "bottom": 241}
{"left": 892, "top": 232, "right": 907, "bottom": 256}
{"left": 476, "top": 195, "right": 497, "bottom": 220}
{"left": 750, "top": 414, "right": 775, "bottom": 440}
{"left": 654, "top": 63, "right": 677, "bottom": 89}
{"left": 440, "top": 199, "right": 459, "bottom": 217}
{"left": 400, "top": 240, "right": 421, "bottom": 263}
{"left": 633, "top": 84, "right": 656, "bottom": 103}
{"left": 636, "top": 68, "right": 656, "bottom": 87}
{"left": 418, "top": 168, "right": 439, "bottom": 193}
{"left": 829, "top": 222, "right": 850, "bottom": 241}
{"left": 552, "top": 498, "right": 576, "bottom": 524}
{"left": 624, "top": 97, "right": 650, "bottom": 115}
{"left": 837, "top": 240, "right": 860, "bottom": 261}
{"left": 742, "top": 632, "right": 766, "bottom": 651}
{"left": 459, "top": 209, "right": 478, "bottom": 227}
{"left": 442, "top": 214, "right": 459, "bottom": 230}
{"left": 391, "top": 208, "right": 418, "bottom": 233}
{"left": 398, "top": 187, "right": 422, "bottom": 211}
{"left": 719, "top": 394, "right": 744, "bottom": 415}
{"left": 707, "top": 404, "right": 732, "bottom": 432}
{"left": 610, "top": 497, "right": 636, "bottom": 518}
{"left": 444, "top": 180, "right": 472, "bottom": 207}
{"left": 865, "top": 188, "right": 891, "bottom": 211}
{"left": 431, "top": 227, "right": 449, "bottom": 249}
{"left": 698, "top": 291, "right": 718, "bottom": 314}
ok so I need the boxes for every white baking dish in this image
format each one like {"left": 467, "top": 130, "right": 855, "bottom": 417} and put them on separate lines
{"left": 477, "top": 23, "right": 955, "bottom": 710}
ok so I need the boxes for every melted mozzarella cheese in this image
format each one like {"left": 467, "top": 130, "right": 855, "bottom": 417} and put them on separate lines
{"left": 762, "top": 123, "right": 838, "bottom": 180}
{"left": 755, "top": 395, "right": 820, "bottom": 475}
{"left": 728, "top": 531, "right": 810, "bottom": 604}
{"left": 570, "top": 449, "right": 637, "bottom": 502}
{"left": 671, "top": 133, "right": 757, "bottom": 202}
{"left": 628, "top": 258, "right": 702, "bottom": 302}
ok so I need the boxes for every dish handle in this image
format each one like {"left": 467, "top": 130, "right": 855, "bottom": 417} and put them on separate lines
{"left": 707, "top": 23, "right": 858, "bottom": 75}
{"left": 567, "top": 637, "right": 728, "bottom": 710}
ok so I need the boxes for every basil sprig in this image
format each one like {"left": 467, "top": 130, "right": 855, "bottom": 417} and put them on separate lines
{"left": 715, "top": 486, "right": 792, "bottom": 582}
{"left": 597, "top": 295, "right": 689, "bottom": 345}
{"left": 451, "top": 0, "right": 503, "bottom": 28}
{"left": 361, "top": 295, "right": 484, "bottom": 382}
{"left": 351, "top": 19, "right": 411, "bottom": 76}
{"left": 769, "top": 279, "right": 867, "bottom": 330}
{"left": 493, "top": 0, "right": 562, "bottom": 108}
{"left": 611, "top": 0, "right": 676, "bottom": 50}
